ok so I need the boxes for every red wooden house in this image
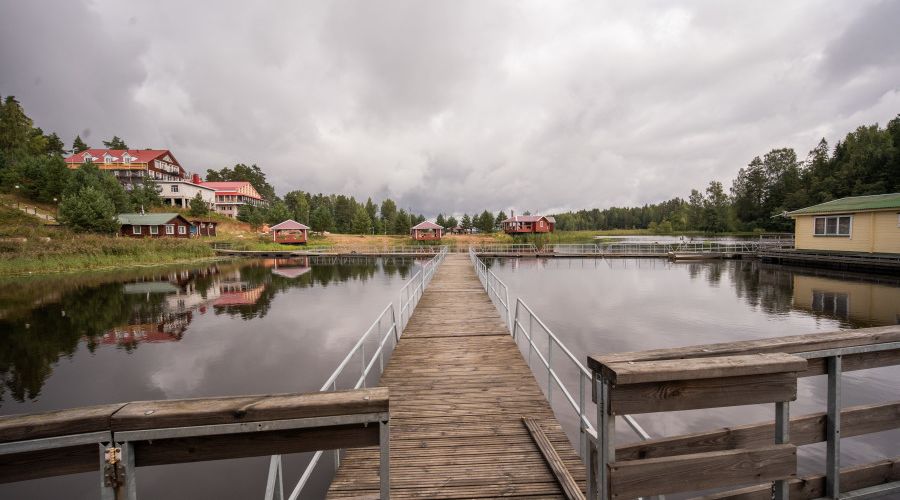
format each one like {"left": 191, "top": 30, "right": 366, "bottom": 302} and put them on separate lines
{"left": 270, "top": 219, "right": 310, "bottom": 244}
{"left": 410, "top": 221, "right": 444, "bottom": 240}
{"left": 501, "top": 215, "right": 556, "bottom": 234}
{"left": 117, "top": 213, "right": 193, "bottom": 238}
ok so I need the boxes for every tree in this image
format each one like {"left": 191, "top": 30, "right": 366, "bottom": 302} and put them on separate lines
{"left": 310, "top": 205, "right": 335, "bottom": 233}
{"left": 446, "top": 216, "right": 458, "bottom": 229}
{"left": 58, "top": 186, "right": 118, "bottom": 233}
{"left": 128, "top": 180, "right": 163, "bottom": 211}
{"left": 102, "top": 136, "right": 128, "bottom": 149}
{"left": 284, "top": 190, "right": 310, "bottom": 224}
{"left": 351, "top": 205, "right": 372, "bottom": 234}
{"left": 380, "top": 198, "right": 397, "bottom": 231}
{"left": 0, "top": 96, "right": 33, "bottom": 162}
{"left": 45, "top": 133, "right": 66, "bottom": 156}
{"left": 495, "top": 211, "right": 507, "bottom": 230}
{"left": 476, "top": 210, "right": 494, "bottom": 233}
{"left": 265, "top": 200, "right": 292, "bottom": 224}
{"left": 393, "top": 209, "right": 411, "bottom": 234}
{"left": 461, "top": 214, "right": 472, "bottom": 232}
{"left": 188, "top": 193, "right": 209, "bottom": 216}
{"left": 435, "top": 213, "right": 447, "bottom": 228}
{"left": 702, "top": 181, "right": 731, "bottom": 233}
{"left": 364, "top": 197, "right": 378, "bottom": 223}
{"left": 237, "top": 204, "right": 265, "bottom": 228}
{"left": 66, "top": 162, "right": 131, "bottom": 213}
{"left": 72, "top": 135, "right": 89, "bottom": 153}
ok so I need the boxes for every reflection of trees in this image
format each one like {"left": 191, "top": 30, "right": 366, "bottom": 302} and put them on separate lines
{"left": 0, "top": 259, "right": 412, "bottom": 405}
{"left": 727, "top": 260, "right": 795, "bottom": 315}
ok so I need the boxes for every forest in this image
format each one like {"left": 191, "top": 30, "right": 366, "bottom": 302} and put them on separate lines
{"left": 1, "top": 94, "right": 898, "bottom": 234}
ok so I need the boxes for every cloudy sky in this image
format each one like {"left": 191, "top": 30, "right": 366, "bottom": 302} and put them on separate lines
{"left": 2, "top": 0, "right": 899, "bottom": 215}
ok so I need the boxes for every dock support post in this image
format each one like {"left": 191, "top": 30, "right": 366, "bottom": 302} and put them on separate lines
{"left": 380, "top": 419, "right": 391, "bottom": 500}
{"left": 773, "top": 401, "right": 790, "bottom": 500}
{"left": 826, "top": 355, "right": 842, "bottom": 498}
{"left": 591, "top": 374, "right": 613, "bottom": 500}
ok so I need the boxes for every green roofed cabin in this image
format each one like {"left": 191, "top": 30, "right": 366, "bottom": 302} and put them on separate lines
{"left": 117, "top": 213, "right": 193, "bottom": 238}
{"left": 786, "top": 193, "right": 900, "bottom": 254}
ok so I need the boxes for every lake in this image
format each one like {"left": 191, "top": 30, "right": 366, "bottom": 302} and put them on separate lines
{"left": 0, "top": 257, "right": 420, "bottom": 500}
{"left": 486, "top": 257, "right": 900, "bottom": 478}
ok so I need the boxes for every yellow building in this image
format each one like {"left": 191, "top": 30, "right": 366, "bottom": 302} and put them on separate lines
{"left": 787, "top": 193, "right": 900, "bottom": 254}
{"left": 792, "top": 274, "right": 900, "bottom": 326}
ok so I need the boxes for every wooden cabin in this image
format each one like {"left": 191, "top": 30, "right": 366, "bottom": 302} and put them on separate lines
{"left": 270, "top": 219, "right": 309, "bottom": 244}
{"left": 117, "top": 213, "right": 193, "bottom": 238}
{"left": 787, "top": 193, "right": 900, "bottom": 254}
{"left": 501, "top": 215, "right": 555, "bottom": 234}
{"left": 189, "top": 219, "right": 218, "bottom": 237}
{"left": 410, "top": 221, "right": 444, "bottom": 240}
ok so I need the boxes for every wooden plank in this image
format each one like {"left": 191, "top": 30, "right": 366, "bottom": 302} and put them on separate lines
{"left": 697, "top": 456, "right": 900, "bottom": 500}
{"left": 608, "top": 444, "right": 797, "bottom": 499}
{"left": 617, "top": 401, "right": 900, "bottom": 461}
{"left": 0, "top": 444, "right": 98, "bottom": 484}
{"left": 111, "top": 387, "right": 388, "bottom": 431}
{"left": 599, "top": 353, "right": 807, "bottom": 385}
{"left": 589, "top": 325, "right": 900, "bottom": 371}
{"left": 0, "top": 403, "right": 124, "bottom": 443}
{"left": 523, "top": 417, "right": 585, "bottom": 500}
{"left": 609, "top": 372, "right": 797, "bottom": 414}
{"left": 134, "top": 424, "right": 379, "bottom": 466}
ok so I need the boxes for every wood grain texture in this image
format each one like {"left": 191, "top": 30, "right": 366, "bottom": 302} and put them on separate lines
{"left": 608, "top": 444, "right": 797, "bottom": 499}
{"left": 599, "top": 353, "right": 807, "bottom": 385}
{"left": 0, "top": 444, "right": 98, "bottom": 484}
{"left": 327, "top": 255, "right": 583, "bottom": 499}
{"left": 697, "top": 456, "right": 900, "bottom": 500}
{"left": 0, "top": 403, "right": 124, "bottom": 443}
{"left": 616, "top": 401, "right": 900, "bottom": 461}
{"left": 111, "top": 387, "right": 388, "bottom": 431}
{"left": 523, "top": 417, "right": 586, "bottom": 500}
{"left": 609, "top": 372, "right": 798, "bottom": 414}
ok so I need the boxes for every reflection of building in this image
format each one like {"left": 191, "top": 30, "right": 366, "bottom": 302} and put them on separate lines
{"left": 271, "top": 257, "right": 311, "bottom": 278}
{"left": 101, "top": 312, "right": 192, "bottom": 345}
{"left": 787, "top": 193, "right": 900, "bottom": 254}
{"left": 214, "top": 283, "right": 265, "bottom": 306}
{"left": 793, "top": 274, "right": 900, "bottom": 325}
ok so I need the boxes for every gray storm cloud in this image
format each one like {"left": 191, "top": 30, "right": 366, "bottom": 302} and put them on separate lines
{"left": 2, "top": 0, "right": 898, "bottom": 216}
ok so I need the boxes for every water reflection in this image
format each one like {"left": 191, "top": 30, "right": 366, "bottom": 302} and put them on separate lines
{"left": 0, "top": 257, "right": 416, "bottom": 407}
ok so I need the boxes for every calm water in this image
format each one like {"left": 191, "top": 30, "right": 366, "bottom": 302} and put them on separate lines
{"left": 0, "top": 257, "right": 420, "bottom": 500}
{"left": 487, "top": 258, "right": 900, "bottom": 478}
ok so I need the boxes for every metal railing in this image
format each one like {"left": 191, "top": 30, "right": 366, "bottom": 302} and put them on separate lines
{"left": 472, "top": 243, "right": 538, "bottom": 254}
{"left": 306, "top": 245, "right": 448, "bottom": 255}
{"left": 468, "top": 247, "right": 512, "bottom": 330}
{"left": 546, "top": 240, "right": 794, "bottom": 256}
{"left": 467, "top": 251, "right": 650, "bottom": 465}
{"left": 268, "top": 247, "right": 448, "bottom": 499}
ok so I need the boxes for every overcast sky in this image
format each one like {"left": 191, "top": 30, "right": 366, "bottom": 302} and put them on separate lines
{"left": 2, "top": 0, "right": 899, "bottom": 216}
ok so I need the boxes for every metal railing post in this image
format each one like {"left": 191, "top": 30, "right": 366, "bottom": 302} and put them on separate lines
{"left": 380, "top": 419, "right": 390, "bottom": 500}
{"left": 265, "top": 455, "right": 284, "bottom": 500}
{"left": 826, "top": 355, "right": 842, "bottom": 498}
{"left": 774, "top": 401, "right": 789, "bottom": 500}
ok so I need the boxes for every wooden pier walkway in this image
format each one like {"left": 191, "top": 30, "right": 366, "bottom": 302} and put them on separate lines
{"left": 327, "top": 254, "right": 585, "bottom": 499}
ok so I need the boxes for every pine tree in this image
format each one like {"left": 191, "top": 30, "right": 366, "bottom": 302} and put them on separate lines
{"left": 72, "top": 135, "right": 89, "bottom": 153}
{"left": 188, "top": 193, "right": 209, "bottom": 216}
{"left": 102, "top": 136, "right": 128, "bottom": 149}
{"left": 436, "top": 213, "right": 447, "bottom": 228}
{"left": 351, "top": 205, "right": 373, "bottom": 234}
{"left": 58, "top": 186, "right": 118, "bottom": 233}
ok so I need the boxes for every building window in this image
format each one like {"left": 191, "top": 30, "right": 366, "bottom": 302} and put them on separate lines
{"left": 122, "top": 153, "right": 131, "bottom": 165}
{"left": 149, "top": 226, "right": 159, "bottom": 235}
{"left": 814, "top": 215, "right": 852, "bottom": 236}
{"left": 812, "top": 291, "right": 849, "bottom": 319}
{"left": 133, "top": 225, "right": 141, "bottom": 235}
{"left": 104, "top": 154, "right": 113, "bottom": 164}
{"left": 171, "top": 185, "right": 179, "bottom": 193}
{"left": 178, "top": 225, "right": 186, "bottom": 235}
{"left": 165, "top": 224, "right": 175, "bottom": 235}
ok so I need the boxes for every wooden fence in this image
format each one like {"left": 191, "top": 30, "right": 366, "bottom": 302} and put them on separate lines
{"left": 587, "top": 326, "right": 900, "bottom": 499}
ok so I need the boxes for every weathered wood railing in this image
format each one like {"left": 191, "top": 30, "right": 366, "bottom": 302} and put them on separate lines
{"left": 0, "top": 388, "right": 390, "bottom": 499}
{"left": 587, "top": 326, "right": 900, "bottom": 499}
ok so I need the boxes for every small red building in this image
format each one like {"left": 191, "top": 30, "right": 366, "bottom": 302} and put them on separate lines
{"left": 411, "top": 221, "right": 444, "bottom": 240}
{"left": 117, "top": 213, "right": 193, "bottom": 238}
{"left": 190, "top": 219, "right": 218, "bottom": 237}
{"left": 270, "top": 219, "right": 309, "bottom": 244}
{"left": 501, "top": 215, "right": 556, "bottom": 234}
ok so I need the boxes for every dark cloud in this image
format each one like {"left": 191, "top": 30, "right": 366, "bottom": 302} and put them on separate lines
{"left": 2, "top": 0, "right": 898, "bottom": 216}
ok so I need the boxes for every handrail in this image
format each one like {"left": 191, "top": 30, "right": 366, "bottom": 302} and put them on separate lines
{"left": 468, "top": 247, "right": 511, "bottom": 330}
{"left": 277, "top": 246, "right": 448, "bottom": 500}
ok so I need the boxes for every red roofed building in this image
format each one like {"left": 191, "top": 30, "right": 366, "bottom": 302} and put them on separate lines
{"left": 410, "top": 221, "right": 444, "bottom": 240}
{"left": 64, "top": 149, "right": 187, "bottom": 189}
{"left": 198, "top": 181, "right": 267, "bottom": 218}
{"left": 270, "top": 219, "right": 309, "bottom": 244}
{"left": 501, "top": 214, "right": 555, "bottom": 234}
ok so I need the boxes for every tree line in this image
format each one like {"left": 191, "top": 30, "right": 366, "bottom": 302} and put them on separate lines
{"left": 552, "top": 114, "right": 900, "bottom": 233}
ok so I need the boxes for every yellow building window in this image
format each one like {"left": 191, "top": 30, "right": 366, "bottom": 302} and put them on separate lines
{"left": 814, "top": 215, "right": 851, "bottom": 236}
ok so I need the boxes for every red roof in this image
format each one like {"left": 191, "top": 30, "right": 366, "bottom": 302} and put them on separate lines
{"left": 270, "top": 219, "right": 310, "bottom": 230}
{"left": 65, "top": 149, "right": 174, "bottom": 164}
{"left": 502, "top": 215, "right": 556, "bottom": 224}
{"left": 200, "top": 181, "right": 263, "bottom": 200}
{"left": 411, "top": 221, "right": 443, "bottom": 230}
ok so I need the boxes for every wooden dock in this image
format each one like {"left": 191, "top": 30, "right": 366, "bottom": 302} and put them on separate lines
{"left": 327, "top": 254, "right": 585, "bottom": 499}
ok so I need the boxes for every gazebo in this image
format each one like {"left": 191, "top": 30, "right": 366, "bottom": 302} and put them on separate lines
{"left": 270, "top": 219, "right": 310, "bottom": 245}
{"left": 410, "top": 221, "right": 444, "bottom": 241}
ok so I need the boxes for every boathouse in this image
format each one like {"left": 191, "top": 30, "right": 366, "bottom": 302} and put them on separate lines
{"left": 117, "top": 213, "right": 193, "bottom": 238}
{"left": 787, "top": 193, "right": 900, "bottom": 254}
{"left": 270, "top": 219, "right": 309, "bottom": 244}
{"left": 502, "top": 214, "right": 556, "bottom": 234}
{"left": 410, "top": 220, "right": 444, "bottom": 240}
